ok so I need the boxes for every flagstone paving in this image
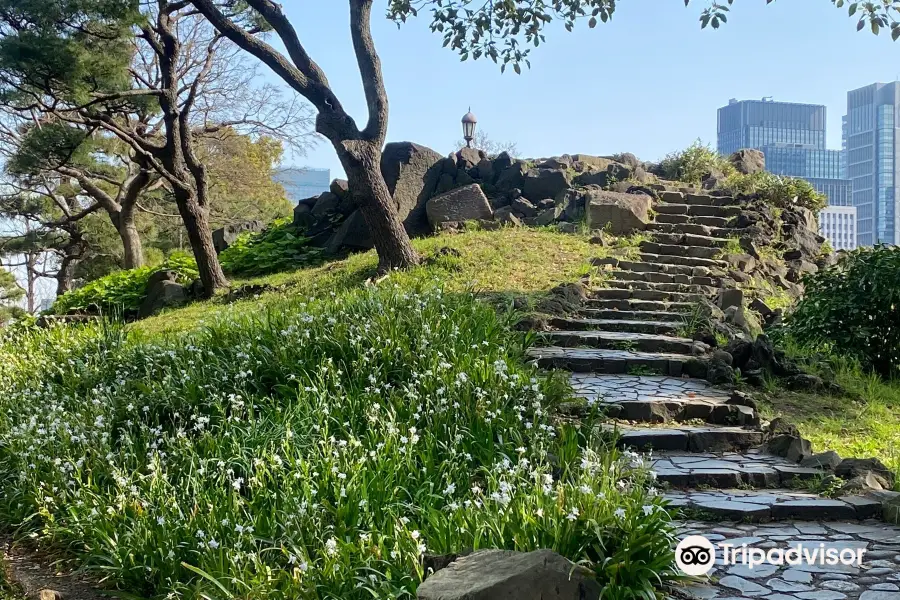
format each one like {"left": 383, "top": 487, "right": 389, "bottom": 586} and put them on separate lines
{"left": 677, "top": 520, "right": 900, "bottom": 600}
{"left": 528, "top": 191, "right": 900, "bottom": 600}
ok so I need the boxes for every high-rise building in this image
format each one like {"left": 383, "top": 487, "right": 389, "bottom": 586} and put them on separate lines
{"left": 717, "top": 97, "right": 855, "bottom": 248}
{"left": 844, "top": 82, "right": 900, "bottom": 246}
{"left": 274, "top": 167, "right": 331, "bottom": 203}
{"left": 820, "top": 206, "right": 857, "bottom": 251}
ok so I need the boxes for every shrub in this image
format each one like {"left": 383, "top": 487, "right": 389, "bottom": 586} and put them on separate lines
{"left": 785, "top": 245, "right": 900, "bottom": 377}
{"left": 51, "top": 252, "right": 199, "bottom": 315}
{"left": 0, "top": 285, "right": 676, "bottom": 599}
{"left": 720, "top": 171, "right": 827, "bottom": 213}
{"left": 659, "top": 140, "right": 735, "bottom": 184}
{"left": 219, "top": 218, "right": 322, "bottom": 276}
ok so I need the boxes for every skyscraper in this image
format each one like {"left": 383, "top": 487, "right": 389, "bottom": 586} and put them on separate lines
{"left": 844, "top": 82, "right": 900, "bottom": 246}
{"left": 717, "top": 98, "right": 855, "bottom": 248}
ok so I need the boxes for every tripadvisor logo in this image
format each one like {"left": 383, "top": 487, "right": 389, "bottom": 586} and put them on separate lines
{"left": 675, "top": 535, "right": 868, "bottom": 577}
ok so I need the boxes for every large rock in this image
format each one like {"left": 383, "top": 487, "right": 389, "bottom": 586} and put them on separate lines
{"left": 836, "top": 458, "right": 896, "bottom": 487}
{"left": 212, "top": 220, "right": 263, "bottom": 254}
{"left": 584, "top": 189, "right": 652, "bottom": 235}
{"left": 729, "top": 149, "right": 766, "bottom": 174}
{"left": 138, "top": 270, "right": 188, "bottom": 318}
{"left": 521, "top": 168, "right": 571, "bottom": 200}
{"left": 426, "top": 184, "right": 493, "bottom": 228}
{"left": 416, "top": 549, "right": 601, "bottom": 600}
{"left": 324, "top": 210, "right": 373, "bottom": 254}
{"left": 310, "top": 192, "right": 341, "bottom": 218}
{"left": 381, "top": 142, "right": 444, "bottom": 236}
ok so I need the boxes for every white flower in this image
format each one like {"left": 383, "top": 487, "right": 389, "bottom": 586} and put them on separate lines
{"left": 614, "top": 508, "right": 626, "bottom": 519}
{"left": 642, "top": 505, "right": 654, "bottom": 516}
{"left": 325, "top": 537, "right": 338, "bottom": 556}
{"left": 208, "top": 539, "right": 219, "bottom": 549}
{"left": 566, "top": 507, "right": 579, "bottom": 521}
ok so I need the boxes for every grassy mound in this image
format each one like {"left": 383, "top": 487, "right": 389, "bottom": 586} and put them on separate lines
{"left": 0, "top": 268, "right": 674, "bottom": 598}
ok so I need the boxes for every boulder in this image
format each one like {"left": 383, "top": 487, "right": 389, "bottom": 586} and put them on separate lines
{"left": 729, "top": 149, "right": 766, "bottom": 174}
{"left": 494, "top": 206, "right": 523, "bottom": 227}
{"left": 324, "top": 210, "right": 374, "bottom": 253}
{"left": 416, "top": 549, "right": 601, "bottom": 600}
{"left": 800, "top": 451, "right": 842, "bottom": 470}
{"left": 570, "top": 155, "right": 617, "bottom": 171}
{"left": 584, "top": 189, "right": 652, "bottom": 235}
{"left": 840, "top": 472, "right": 891, "bottom": 495}
{"left": 426, "top": 184, "right": 493, "bottom": 228}
{"left": 212, "top": 220, "right": 263, "bottom": 254}
{"left": 835, "top": 458, "right": 896, "bottom": 487}
{"left": 510, "top": 197, "right": 538, "bottom": 217}
{"left": 492, "top": 151, "right": 515, "bottom": 175}
{"left": 381, "top": 142, "right": 444, "bottom": 236}
{"left": 456, "top": 147, "right": 485, "bottom": 170}
{"left": 138, "top": 270, "right": 188, "bottom": 318}
{"left": 330, "top": 178, "right": 350, "bottom": 199}
{"left": 867, "top": 490, "right": 900, "bottom": 524}
{"left": 495, "top": 161, "right": 528, "bottom": 192}
{"left": 310, "top": 192, "right": 341, "bottom": 218}
{"left": 768, "top": 434, "right": 812, "bottom": 462}
{"left": 718, "top": 288, "right": 744, "bottom": 311}
{"left": 522, "top": 168, "right": 571, "bottom": 200}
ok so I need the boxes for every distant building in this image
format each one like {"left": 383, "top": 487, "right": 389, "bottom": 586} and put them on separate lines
{"left": 820, "top": 206, "right": 858, "bottom": 251}
{"left": 717, "top": 97, "right": 854, "bottom": 249}
{"left": 274, "top": 167, "right": 331, "bottom": 203}
{"left": 844, "top": 82, "right": 900, "bottom": 246}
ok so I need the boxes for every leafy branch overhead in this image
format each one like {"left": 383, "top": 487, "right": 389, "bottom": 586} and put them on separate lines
{"left": 388, "top": 0, "right": 898, "bottom": 71}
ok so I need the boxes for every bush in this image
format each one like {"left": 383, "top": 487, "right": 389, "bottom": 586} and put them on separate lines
{"left": 219, "top": 218, "right": 322, "bottom": 276}
{"left": 720, "top": 171, "right": 827, "bottom": 213}
{"left": 51, "top": 252, "right": 199, "bottom": 315}
{"left": 785, "top": 245, "right": 900, "bottom": 377}
{"left": 659, "top": 140, "right": 735, "bottom": 184}
{"left": 0, "top": 285, "right": 676, "bottom": 599}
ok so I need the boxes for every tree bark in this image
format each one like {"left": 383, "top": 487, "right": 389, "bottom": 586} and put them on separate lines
{"left": 173, "top": 188, "right": 227, "bottom": 297}
{"left": 114, "top": 211, "right": 144, "bottom": 270}
{"left": 338, "top": 140, "right": 420, "bottom": 272}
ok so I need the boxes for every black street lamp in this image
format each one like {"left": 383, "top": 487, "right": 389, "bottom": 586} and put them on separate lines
{"left": 461, "top": 108, "right": 477, "bottom": 148}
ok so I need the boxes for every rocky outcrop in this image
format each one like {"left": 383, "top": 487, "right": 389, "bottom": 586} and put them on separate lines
{"left": 729, "top": 149, "right": 766, "bottom": 174}
{"left": 584, "top": 189, "right": 652, "bottom": 234}
{"left": 381, "top": 142, "right": 444, "bottom": 236}
{"left": 426, "top": 184, "right": 493, "bottom": 227}
{"left": 138, "top": 270, "right": 188, "bottom": 318}
{"left": 416, "top": 549, "right": 601, "bottom": 600}
{"left": 212, "top": 221, "right": 264, "bottom": 254}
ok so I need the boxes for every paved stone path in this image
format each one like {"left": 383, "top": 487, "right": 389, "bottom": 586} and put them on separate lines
{"left": 679, "top": 520, "right": 900, "bottom": 600}
{"left": 528, "top": 189, "right": 899, "bottom": 600}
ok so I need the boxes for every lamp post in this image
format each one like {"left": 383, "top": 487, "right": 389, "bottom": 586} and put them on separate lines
{"left": 461, "top": 108, "right": 477, "bottom": 148}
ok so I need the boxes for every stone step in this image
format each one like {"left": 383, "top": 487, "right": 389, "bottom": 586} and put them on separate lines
{"left": 639, "top": 253, "right": 728, "bottom": 269}
{"left": 651, "top": 450, "right": 827, "bottom": 489}
{"left": 667, "top": 489, "right": 884, "bottom": 521}
{"left": 591, "top": 287, "right": 708, "bottom": 304}
{"left": 551, "top": 316, "right": 683, "bottom": 335}
{"left": 645, "top": 222, "right": 734, "bottom": 239}
{"left": 648, "top": 232, "right": 732, "bottom": 249}
{"left": 527, "top": 346, "right": 707, "bottom": 376}
{"left": 639, "top": 241, "right": 723, "bottom": 260}
{"left": 571, "top": 374, "right": 754, "bottom": 426}
{"left": 655, "top": 213, "right": 731, "bottom": 228}
{"left": 655, "top": 203, "right": 742, "bottom": 219}
{"left": 576, "top": 309, "right": 687, "bottom": 323}
{"left": 613, "top": 427, "right": 763, "bottom": 453}
{"left": 610, "top": 269, "right": 722, "bottom": 288}
{"left": 585, "top": 299, "right": 697, "bottom": 313}
{"left": 541, "top": 330, "right": 699, "bottom": 354}
{"left": 603, "top": 279, "right": 717, "bottom": 296}
{"left": 594, "top": 257, "right": 725, "bottom": 277}
{"left": 658, "top": 191, "right": 739, "bottom": 206}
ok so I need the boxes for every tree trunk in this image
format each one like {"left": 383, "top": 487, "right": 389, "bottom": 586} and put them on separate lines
{"left": 56, "top": 254, "right": 79, "bottom": 297}
{"left": 173, "top": 188, "right": 228, "bottom": 297}
{"left": 339, "top": 140, "right": 420, "bottom": 272}
{"left": 116, "top": 215, "right": 144, "bottom": 269}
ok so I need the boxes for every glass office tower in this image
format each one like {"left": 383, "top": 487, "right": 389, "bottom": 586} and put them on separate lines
{"left": 845, "top": 82, "right": 900, "bottom": 246}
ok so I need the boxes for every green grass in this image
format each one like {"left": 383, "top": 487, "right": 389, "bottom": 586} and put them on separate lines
{"left": 135, "top": 228, "right": 603, "bottom": 337}
{"left": 757, "top": 353, "right": 900, "bottom": 489}
{"left": 0, "top": 249, "right": 676, "bottom": 599}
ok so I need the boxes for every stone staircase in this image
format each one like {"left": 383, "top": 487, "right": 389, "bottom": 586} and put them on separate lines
{"left": 528, "top": 189, "right": 900, "bottom": 599}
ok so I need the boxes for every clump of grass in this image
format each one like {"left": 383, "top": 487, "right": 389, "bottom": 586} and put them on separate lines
{"left": 0, "top": 284, "right": 676, "bottom": 599}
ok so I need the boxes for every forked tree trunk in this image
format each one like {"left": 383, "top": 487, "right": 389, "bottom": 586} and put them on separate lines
{"left": 173, "top": 188, "right": 228, "bottom": 297}
{"left": 338, "top": 140, "right": 419, "bottom": 272}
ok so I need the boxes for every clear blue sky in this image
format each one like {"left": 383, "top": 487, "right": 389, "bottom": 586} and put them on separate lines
{"left": 278, "top": 1, "right": 897, "bottom": 177}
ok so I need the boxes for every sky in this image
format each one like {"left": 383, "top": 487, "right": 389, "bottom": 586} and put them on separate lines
{"left": 275, "top": 0, "right": 898, "bottom": 178}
